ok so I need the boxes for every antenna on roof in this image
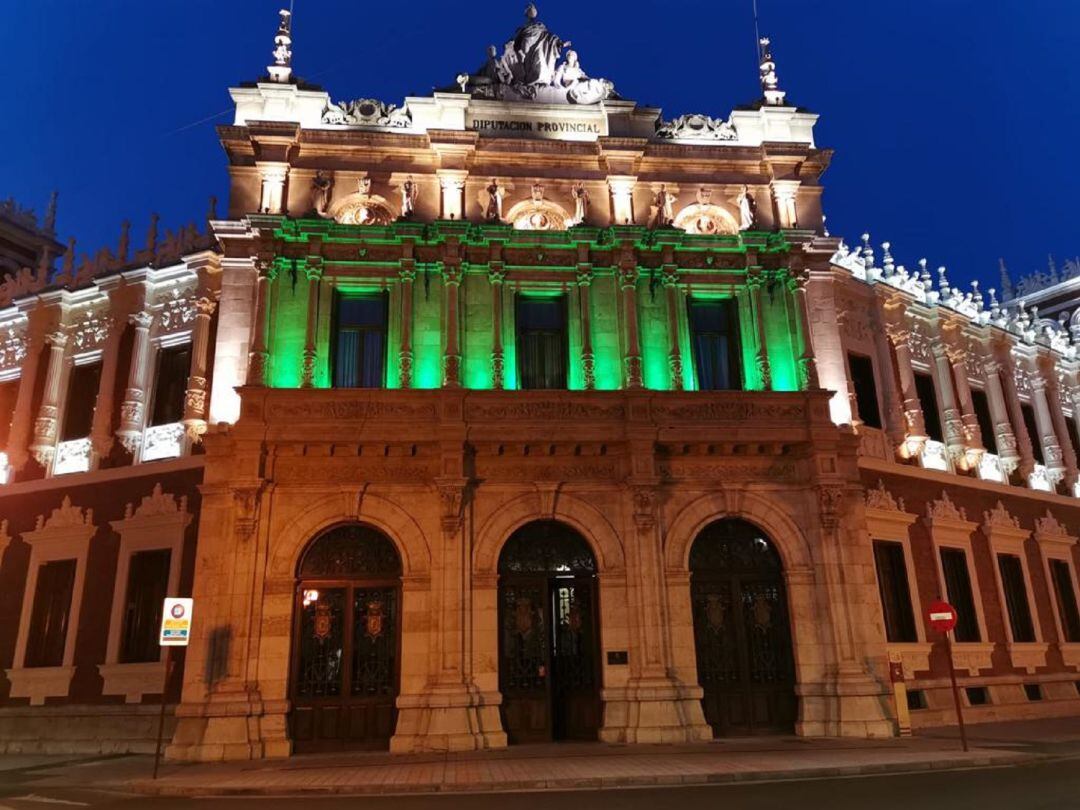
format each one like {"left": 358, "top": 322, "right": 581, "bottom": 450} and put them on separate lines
{"left": 752, "top": 0, "right": 762, "bottom": 71}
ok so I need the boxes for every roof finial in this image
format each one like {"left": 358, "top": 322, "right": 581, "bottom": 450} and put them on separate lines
{"left": 998, "top": 258, "right": 1013, "bottom": 300}
{"left": 268, "top": 8, "right": 293, "bottom": 83}
{"left": 758, "top": 37, "right": 786, "bottom": 106}
{"left": 43, "top": 190, "right": 58, "bottom": 234}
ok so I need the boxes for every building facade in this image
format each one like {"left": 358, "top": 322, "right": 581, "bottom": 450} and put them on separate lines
{"left": 2, "top": 7, "right": 1080, "bottom": 758}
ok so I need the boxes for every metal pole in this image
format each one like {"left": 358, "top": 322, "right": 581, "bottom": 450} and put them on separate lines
{"left": 152, "top": 646, "right": 173, "bottom": 779}
{"left": 944, "top": 631, "right": 969, "bottom": 752}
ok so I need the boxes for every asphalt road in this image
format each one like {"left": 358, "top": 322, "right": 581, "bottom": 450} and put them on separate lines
{"left": 2, "top": 757, "right": 1080, "bottom": 810}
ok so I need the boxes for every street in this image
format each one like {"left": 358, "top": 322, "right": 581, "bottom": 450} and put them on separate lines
{"left": 1, "top": 756, "right": 1079, "bottom": 810}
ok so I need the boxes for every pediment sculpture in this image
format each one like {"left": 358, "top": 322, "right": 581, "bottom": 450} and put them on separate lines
{"left": 322, "top": 98, "right": 412, "bottom": 128}
{"left": 655, "top": 114, "right": 737, "bottom": 142}
{"left": 451, "top": 4, "right": 618, "bottom": 104}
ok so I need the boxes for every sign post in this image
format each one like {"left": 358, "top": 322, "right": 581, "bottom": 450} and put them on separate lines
{"left": 153, "top": 597, "right": 193, "bottom": 780}
{"left": 926, "top": 599, "right": 968, "bottom": 752}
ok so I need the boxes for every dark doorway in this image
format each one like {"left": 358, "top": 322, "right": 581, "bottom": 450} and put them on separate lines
{"left": 689, "top": 519, "right": 796, "bottom": 736}
{"left": 289, "top": 524, "right": 402, "bottom": 752}
{"left": 498, "top": 521, "right": 601, "bottom": 743}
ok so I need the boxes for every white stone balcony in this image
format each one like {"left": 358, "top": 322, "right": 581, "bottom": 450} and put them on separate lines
{"left": 53, "top": 438, "right": 92, "bottom": 476}
{"left": 141, "top": 422, "right": 185, "bottom": 462}
{"left": 919, "top": 440, "right": 950, "bottom": 472}
{"left": 977, "top": 452, "right": 1008, "bottom": 484}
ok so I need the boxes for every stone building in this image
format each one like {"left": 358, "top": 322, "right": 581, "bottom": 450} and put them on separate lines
{"left": 1, "top": 7, "right": 1080, "bottom": 758}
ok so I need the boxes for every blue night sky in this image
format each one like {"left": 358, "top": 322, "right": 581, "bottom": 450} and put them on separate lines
{"left": 2, "top": 0, "right": 1076, "bottom": 291}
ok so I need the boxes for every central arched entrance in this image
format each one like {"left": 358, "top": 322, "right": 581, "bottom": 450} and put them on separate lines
{"left": 497, "top": 521, "right": 601, "bottom": 743}
{"left": 289, "top": 523, "right": 402, "bottom": 752}
{"left": 689, "top": 518, "right": 796, "bottom": 736}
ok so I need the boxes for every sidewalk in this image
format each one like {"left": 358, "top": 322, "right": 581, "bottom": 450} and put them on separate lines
{"left": 122, "top": 719, "right": 1080, "bottom": 798}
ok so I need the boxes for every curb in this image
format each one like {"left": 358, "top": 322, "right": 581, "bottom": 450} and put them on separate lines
{"left": 130, "top": 751, "right": 1043, "bottom": 798}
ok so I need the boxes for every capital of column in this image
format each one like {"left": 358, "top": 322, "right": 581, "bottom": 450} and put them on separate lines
{"left": 194, "top": 296, "right": 217, "bottom": 317}
{"left": 660, "top": 266, "right": 679, "bottom": 287}
{"left": 576, "top": 266, "right": 594, "bottom": 286}
{"left": 618, "top": 265, "right": 639, "bottom": 290}
{"left": 302, "top": 256, "right": 324, "bottom": 281}
{"left": 488, "top": 265, "right": 507, "bottom": 285}
{"left": 45, "top": 330, "right": 68, "bottom": 349}
{"left": 442, "top": 263, "right": 464, "bottom": 287}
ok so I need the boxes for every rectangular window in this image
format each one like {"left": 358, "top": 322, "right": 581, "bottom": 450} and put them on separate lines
{"left": 119, "top": 549, "right": 172, "bottom": 664}
{"left": 332, "top": 293, "right": 388, "bottom": 389}
{"left": 970, "top": 389, "right": 997, "bottom": 455}
{"left": 61, "top": 362, "right": 101, "bottom": 441}
{"left": 150, "top": 345, "right": 191, "bottom": 426}
{"left": 1050, "top": 559, "right": 1080, "bottom": 644}
{"left": 1021, "top": 403, "right": 1044, "bottom": 464}
{"left": 24, "top": 559, "right": 77, "bottom": 668}
{"left": 1024, "top": 683, "right": 1043, "bottom": 701}
{"left": 965, "top": 686, "right": 989, "bottom": 705}
{"left": 849, "top": 353, "right": 882, "bottom": 429}
{"left": 997, "top": 553, "right": 1036, "bottom": 643}
{"left": 914, "top": 372, "right": 943, "bottom": 442}
{"left": 872, "top": 540, "right": 918, "bottom": 642}
{"left": 940, "top": 547, "right": 981, "bottom": 642}
{"left": 1066, "top": 416, "right": 1080, "bottom": 466}
{"left": 0, "top": 379, "right": 17, "bottom": 447}
{"left": 516, "top": 296, "right": 567, "bottom": 390}
{"left": 688, "top": 298, "right": 741, "bottom": 391}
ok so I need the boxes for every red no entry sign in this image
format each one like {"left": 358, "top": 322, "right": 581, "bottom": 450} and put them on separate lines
{"left": 927, "top": 599, "right": 958, "bottom": 634}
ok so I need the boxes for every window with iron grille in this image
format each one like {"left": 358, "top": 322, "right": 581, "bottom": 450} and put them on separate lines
{"left": 688, "top": 298, "right": 741, "bottom": 391}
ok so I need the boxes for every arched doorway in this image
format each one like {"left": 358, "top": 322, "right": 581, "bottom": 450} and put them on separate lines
{"left": 689, "top": 518, "right": 796, "bottom": 736}
{"left": 498, "top": 521, "right": 601, "bottom": 743}
{"left": 289, "top": 523, "right": 402, "bottom": 752}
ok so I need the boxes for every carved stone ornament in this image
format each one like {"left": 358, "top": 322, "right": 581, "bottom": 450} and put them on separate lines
{"left": 926, "top": 490, "right": 968, "bottom": 523}
{"left": 982, "top": 500, "right": 1020, "bottom": 531}
{"left": 157, "top": 287, "right": 197, "bottom": 331}
{"left": 631, "top": 486, "right": 657, "bottom": 530}
{"left": 0, "top": 322, "right": 28, "bottom": 370}
{"left": 322, "top": 98, "right": 412, "bottom": 128}
{"left": 34, "top": 495, "right": 93, "bottom": 531}
{"left": 122, "top": 482, "right": 190, "bottom": 521}
{"left": 1035, "top": 509, "right": 1071, "bottom": 539}
{"left": 436, "top": 481, "right": 467, "bottom": 533}
{"left": 865, "top": 479, "right": 905, "bottom": 513}
{"left": 655, "top": 114, "right": 737, "bottom": 142}
{"left": 70, "top": 307, "right": 112, "bottom": 351}
{"left": 817, "top": 486, "right": 845, "bottom": 531}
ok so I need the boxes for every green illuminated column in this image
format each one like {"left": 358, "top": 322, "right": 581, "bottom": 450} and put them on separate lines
{"left": 489, "top": 265, "right": 506, "bottom": 389}
{"left": 398, "top": 263, "right": 416, "bottom": 388}
{"left": 300, "top": 257, "right": 323, "bottom": 388}
{"left": 577, "top": 264, "right": 595, "bottom": 390}
{"left": 747, "top": 268, "right": 771, "bottom": 390}
{"left": 662, "top": 266, "right": 684, "bottom": 391}
{"left": 787, "top": 268, "right": 819, "bottom": 389}
{"left": 246, "top": 258, "right": 276, "bottom": 387}
{"left": 442, "top": 263, "right": 463, "bottom": 387}
{"left": 619, "top": 263, "right": 643, "bottom": 389}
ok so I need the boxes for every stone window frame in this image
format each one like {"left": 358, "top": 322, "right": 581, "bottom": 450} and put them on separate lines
{"left": 1033, "top": 511, "right": 1080, "bottom": 670}
{"left": 98, "top": 483, "right": 191, "bottom": 703}
{"left": 981, "top": 503, "right": 1048, "bottom": 674}
{"left": 137, "top": 328, "right": 195, "bottom": 464}
{"left": 5, "top": 497, "right": 96, "bottom": 705}
{"left": 923, "top": 495, "right": 994, "bottom": 675}
{"left": 864, "top": 484, "right": 932, "bottom": 677}
{"left": 52, "top": 345, "right": 106, "bottom": 474}
{"left": 325, "top": 278, "right": 397, "bottom": 390}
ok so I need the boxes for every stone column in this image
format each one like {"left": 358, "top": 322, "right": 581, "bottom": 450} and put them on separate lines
{"left": 980, "top": 357, "right": 1020, "bottom": 474}
{"left": 437, "top": 171, "right": 467, "bottom": 221}
{"left": 770, "top": 180, "right": 800, "bottom": 229}
{"left": 788, "top": 268, "right": 820, "bottom": 389}
{"left": 256, "top": 162, "right": 288, "bottom": 215}
{"left": 1044, "top": 363, "right": 1080, "bottom": 490}
{"left": 488, "top": 265, "right": 505, "bottom": 389}
{"left": 884, "top": 321, "right": 927, "bottom": 457}
{"left": 661, "top": 267, "right": 683, "bottom": 391}
{"left": 576, "top": 264, "right": 596, "bottom": 390}
{"left": 944, "top": 343, "right": 985, "bottom": 470}
{"left": 618, "top": 263, "right": 643, "bottom": 389}
{"left": 300, "top": 258, "right": 323, "bottom": 388}
{"left": 931, "top": 344, "right": 967, "bottom": 464}
{"left": 245, "top": 261, "right": 276, "bottom": 387}
{"left": 1030, "top": 371, "right": 1067, "bottom": 486}
{"left": 5, "top": 327, "right": 44, "bottom": 471}
{"left": 116, "top": 312, "right": 153, "bottom": 457}
{"left": 28, "top": 330, "right": 68, "bottom": 470}
{"left": 182, "top": 294, "right": 216, "bottom": 441}
{"left": 998, "top": 348, "right": 1036, "bottom": 480}
{"left": 442, "top": 264, "right": 462, "bottom": 388}
{"left": 608, "top": 176, "right": 636, "bottom": 225}
{"left": 398, "top": 263, "right": 416, "bottom": 389}
{"left": 747, "top": 269, "right": 772, "bottom": 390}
{"left": 88, "top": 318, "right": 122, "bottom": 461}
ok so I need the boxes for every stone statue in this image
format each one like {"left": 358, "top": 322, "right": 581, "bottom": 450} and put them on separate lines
{"left": 571, "top": 183, "right": 589, "bottom": 224}
{"left": 312, "top": 171, "right": 333, "bottom": 217}
{"left": 737, "top": 185, "right": 757, "bottom": 230}
{"left": 358, "top": 177, "right": 372, "bottom": 196}
{"left": 400, "top": 176, "right": 418, "bottom": 219}
{"left": 499, "top": 4, "right": 570, "bottom": 88}
{"left": 653, "top": 185, "right": 676, "bottom": 227}
{"left": 531, "top": 181, "right": 545, "bottom": 202}
{"left": 485, "top": 179, "right": 506, "bottom": 221}
{"left": 696, "top": 186, "right": 712, "bottom": 206}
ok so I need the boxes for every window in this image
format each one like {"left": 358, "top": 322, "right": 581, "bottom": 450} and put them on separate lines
{"left": 940, "top": 547, "right": 981, "bottom": 642}
{"left": 688, "top": 298, "right": 741, "bottom": 391}
{"left": 873, "top": 541, "right": 917, "bottom": 642}
{"left": 1066, "top": 416, "right": 1080, "bottom": 465}
{"left": 965, "top": 686, "right": 989, "bottom": 705}
{"left": 849, "top": 353, "right": 882, "bottom": 429}
{"left": 150, "top": 345, "right": 191, "bottom": 426}
{"left": 997, "top": 554, "right": 1036, "bottom": 643}
{"left": 61, "top": 362, "right": 101, "bottom": 441}
{"left": 0, "top": 379, "right": 17, "bottom": 447}
{"left": 971, "top": 389, "right": 997, "bottom": 455}
{"left": 914, "top": 372, "right": 943, "bottom": 442}
{"left": 1023, "top": 683, "right": 1043, "bottom": 701}
{"left": 118, "top": 549, "right": 171, "bottom": 663}
{"left": 333, "top": 293, "right": 388, "bottom": 388}
{"left": 1021, "top": 403, "right": 1043, "bottom": 464}
{"left": 24, "top": 559, "right": 77, "bottom": 668}
{"left": 516, "top": 296, "right": 567, "bottom": 390}
{"left": 1050, "top": 559, "right": 1080, "bottom": 644}
{"left": 906, "top": 690, "right": 927, "bottom": 710}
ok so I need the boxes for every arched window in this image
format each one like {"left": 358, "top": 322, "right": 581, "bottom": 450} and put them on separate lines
{"left": 298, "top": 523, "right": 402, "bottom": 579}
